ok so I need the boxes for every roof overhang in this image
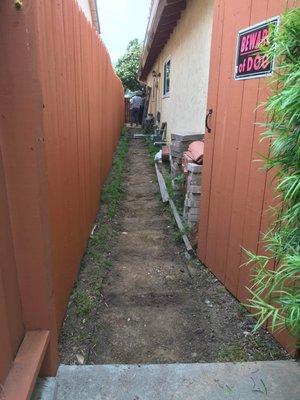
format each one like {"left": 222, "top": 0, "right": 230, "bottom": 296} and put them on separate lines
{"left": 139, "top": 0, "right": 186, "bottom": 81}
{"left": 89, "top": 0, "right": 101, "bottom": 34}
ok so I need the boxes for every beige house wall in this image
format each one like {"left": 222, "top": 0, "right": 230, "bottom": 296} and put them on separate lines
{"left": 146, "top": 0, "right": 214, "bottom": 141}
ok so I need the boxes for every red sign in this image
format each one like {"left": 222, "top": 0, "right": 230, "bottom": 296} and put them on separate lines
{"left": 234, "top": 17, "right": 279, "bottom": 80}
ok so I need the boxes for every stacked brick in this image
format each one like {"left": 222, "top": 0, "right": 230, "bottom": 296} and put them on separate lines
{"left": 183, "top": 163, "right": 203, "bottom": 227}
{"left": 170, "top": 133, "right": 204, "bottom": 179}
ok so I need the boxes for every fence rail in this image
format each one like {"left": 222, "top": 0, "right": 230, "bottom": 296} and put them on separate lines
{"left": 0, "top": 0, "right": 124, "bottom": 395}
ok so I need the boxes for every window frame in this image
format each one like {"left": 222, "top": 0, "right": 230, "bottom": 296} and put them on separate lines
{"left": 163, "top": 56, "right": 171, "bottom": 98}
{"left": 152, "top": 77, "right": 156, "bottom": 102}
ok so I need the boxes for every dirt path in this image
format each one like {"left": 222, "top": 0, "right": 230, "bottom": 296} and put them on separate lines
{"left": 60, "top": 137, "right": 288, "bottom": 365}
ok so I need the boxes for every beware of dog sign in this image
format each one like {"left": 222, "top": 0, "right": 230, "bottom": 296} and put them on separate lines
{"left": 234, "top": 17, "right": 279, "bottom": 80}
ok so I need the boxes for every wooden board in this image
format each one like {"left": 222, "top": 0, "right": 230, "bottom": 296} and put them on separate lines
{"left": 3, "top": 331, "right": 50, "bottom": 400}
{"left": 154, "top": 163, "right": 194, "bottom": 254}
{"left": 169, "top": 199, "right": 194, "bottom": 255}
{"left": 155, "top": 164, "right": 169, "bottom": 203}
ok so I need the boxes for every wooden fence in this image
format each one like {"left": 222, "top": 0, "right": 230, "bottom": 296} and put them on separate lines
{"left": 0, "top": 0, "right": 124, "bottom": 397}
{"left": 198, "top": 0, "right": 298, "bottom": 355}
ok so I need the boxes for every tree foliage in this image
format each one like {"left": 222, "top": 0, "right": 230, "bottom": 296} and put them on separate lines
{"left": 245, "top": 9, "right": 300, "bottom": 344}
{"left": 115, "top": 39, "right": 142, "bottom": 92}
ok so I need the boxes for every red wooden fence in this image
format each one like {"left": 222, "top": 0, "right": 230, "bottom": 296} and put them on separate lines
{"left": 0, "top": 0, "right": 124, "bottom": 397}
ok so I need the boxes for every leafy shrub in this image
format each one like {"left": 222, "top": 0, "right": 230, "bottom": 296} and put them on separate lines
{"left": 245, "top": 9, "right": 300, "bottom": 344}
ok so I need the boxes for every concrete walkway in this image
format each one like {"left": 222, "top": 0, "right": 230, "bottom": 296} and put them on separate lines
{"left": 33, "top": 361, "right": 300, "bottom": 400}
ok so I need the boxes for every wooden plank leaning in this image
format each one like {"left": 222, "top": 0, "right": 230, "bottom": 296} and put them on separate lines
{"left": 155, "top": 162, "right": 194, "bottom": 255}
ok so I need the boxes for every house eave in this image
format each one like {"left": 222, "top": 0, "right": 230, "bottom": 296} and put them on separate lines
{"left": 89, "top": 0, "right": 101, "bottom": 34}
{"left": 139, "top": 0, "right": 186, "bottom": 81}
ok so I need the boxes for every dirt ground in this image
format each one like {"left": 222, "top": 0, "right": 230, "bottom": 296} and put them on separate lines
{"left": 59, "top": 137, "right": 289, "bottom": 365}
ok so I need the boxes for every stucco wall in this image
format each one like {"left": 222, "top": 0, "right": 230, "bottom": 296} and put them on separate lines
{"left": 76, "top": 0, "right": 92, "bottom": 23}
{"left": 146, "top": 0, "right": 214, "bottom": 141}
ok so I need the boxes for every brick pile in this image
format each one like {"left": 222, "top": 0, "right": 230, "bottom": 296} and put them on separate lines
{"left": 170, "top": 133, "right": 204, "bottom": 180}
{"left": 183, "top": 163, "right": 203, "bottom": 227}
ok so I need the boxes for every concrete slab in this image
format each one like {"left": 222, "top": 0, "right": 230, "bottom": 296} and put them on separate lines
{"left": 31, "top": 377, "right": 57, "bottom": 400}
{"left": 171, "top": 132, "right": 205, "bottom": 142}
{"left": 54, "top": 361, "right": 300, "bottom": 400}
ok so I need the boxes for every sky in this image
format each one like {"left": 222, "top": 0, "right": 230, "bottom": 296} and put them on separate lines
{"left": 97, "top": 0, "right": 151, "bottom": 65}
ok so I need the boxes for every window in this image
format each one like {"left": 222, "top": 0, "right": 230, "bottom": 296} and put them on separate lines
{"left": 163, "top": 58, "right": 171, "bottom": 96}
{"left": 152, "top": 77, "right": 156, "bottom": 101}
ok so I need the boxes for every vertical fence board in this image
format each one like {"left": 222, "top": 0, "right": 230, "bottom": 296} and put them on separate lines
{"left": 0, "top": 150, "right": 24, "bottom": 360}
{"left": 0, "top": 150, "right": 24, "bottom": 385}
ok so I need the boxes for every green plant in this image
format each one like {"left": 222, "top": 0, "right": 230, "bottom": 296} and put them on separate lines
{"left": 101, "top": 258, "right": 113, "bottom": 269}
{"left": 145, "top": 136, "right": 159, "bottom": 166}
{"left": 72, "top": 288, "right": 93, "bottom": 317}
{"left": 172, "top": 224, "right": 192, "bottom": 243}
{"left": 174, "top": 173, "right": 184, "bottom": 186}
{"left": 217, "top": 344, "right": 248, "bottom": 362}
{"left": 88, "top": 225, "right": 110, "bottom": 261}
{"left": 244, "top": 9, "right": 300, "bottom": 344}
{"left": 101, "top": 133, "right": 129, "bottom": 219}
{"left": 245, "top": 334, "right": 286, "bottom": 361}
{"left": 164, "top": 174, "right": 174, "bottom": 200}
{"left": 115, "top": 39, "right": 143, "bottom": 91}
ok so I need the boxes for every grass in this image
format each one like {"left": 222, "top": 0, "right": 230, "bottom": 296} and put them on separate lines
{"left": 217, "top": 344, "right": 248, "bottom": 362}
{"left": 145, "top": 135, "right": 160, "bottom": 166}
{"left": 101, "top": 131, "right": 129, "bottom": 219}
{"left": 162, "top": 167, "right": 185, "bottom": 213}
{"left": 72, "top": 288, "right": 94, "bottom": 317}
{"left": 245, "top": 334, "right": 286, "bottom": 361}
{"left": 173, "top": 173, "right": 185, "bottom": 188}
{"left": 67, "top": 132, "right": 129, "bottom": 320}
{"left": 164, "top": 173, "right": 174, "bottom": 200}
{"left": 217, "top": 333, "right": 287, "bottom": 362}
{"left": 172, "top": 224, "right": 192, "bottom": 243}
{"left": 88, "top": 224, "right": 110, "bottom": 262}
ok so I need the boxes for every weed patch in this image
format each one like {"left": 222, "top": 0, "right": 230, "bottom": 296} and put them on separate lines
{"left": 59, "top": 132, "right": 129, "bottom": 362}
{"left": 164, "top": 173, "right": 174, "bottom": 200}
{"left": 217, "top": 344, "right": 248, "bottom": 362}
{"left": 101, "top": 133, "right": 129, "bottom": 219}
{"left": 72, "top": 288, "right": 94, "bottom": 317}
{"left": 88, "top": 224, "right": 110, "bottom": 261}
{"left": 245, "top": 334, "right": 286, "bottom": 361}
{"left": 145, "top": 136, "right": 159, "bottom": 166}
{"left": 172, "top": 224, "right": 192, "bottom": 244}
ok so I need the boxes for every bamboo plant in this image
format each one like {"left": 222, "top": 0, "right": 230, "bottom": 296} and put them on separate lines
{"left": 244, "top": 8, "right": 300, "bottom": 345}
